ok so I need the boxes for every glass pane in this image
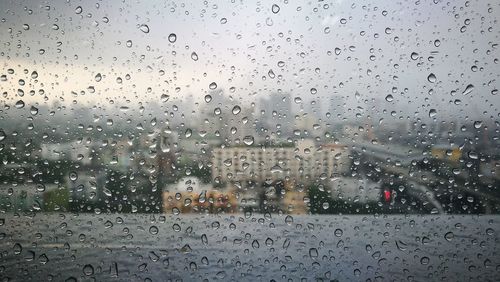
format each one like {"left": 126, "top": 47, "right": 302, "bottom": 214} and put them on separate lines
{"left": 0, "top": 0, "right": 498, "bottom": 280}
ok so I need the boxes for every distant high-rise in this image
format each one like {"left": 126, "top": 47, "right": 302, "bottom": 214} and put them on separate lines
{"left": 258, "top": 93, "right": 292, "bottom": 137}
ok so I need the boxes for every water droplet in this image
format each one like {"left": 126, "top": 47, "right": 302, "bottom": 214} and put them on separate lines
{"left": 201, "top": 234, "right": 208, "bottom": 245}
{"left": 420, "top": 256, "right": 430, "bottom": 265}
{"left": 75, "top": 6, "right": 83, "bottom": 14}
{"left": 252, "top": 240, "right": 260, "bottom": 249}
{"left": 428, "top": 109, "right": 437, "bottom": 118}
{"left": 309, "top": 248, "right": 318, "bottom": 258}
{"left": 322, "top": 202, "right": 329, "bottom": 209}
{"left": 444, "top": 232, "right": 454, "bottom": 242}
{"left": 149, "top": 226, "right": 159, "bottom": 235}
{"left": 191, "top": 52, "right": 198, "bottom": 61}
{"left": 486, "top": 228, "right": 494, "bottom": 236}
{"left": 310, "top": 88, "right": 317, "bottom": 95}
{"left": 385, "top": 94, "right": 393, "bottom": 102}
{"left": 30, "top": 106, "right": 38, "bottom": 115}
{"left": 168, "top": 33, "right": 177, "bottom": 43}
{"left": 185, "top": 129, "right": 192, "bottom": 138}
{"left": 209, "top": 82, "right": 217, "bottom": 90}
{"left": 427, "top": 73, "right": 436, "bottom": 83}
{"left": 334, "top": 228, "right": 343, "bottom": 237}
{"left": 204, "top": 94, "right": 212, "bottom": 103}
{"left": 462, "top": 84, "right": 474, "bottom": 95}
{"left": 15, "top": 100, "right": 25, "bottom": 109}
{"left": 272, "top": 4, "right": 280, "bottom": 13}
{"left": 232, "top": 105, "right": 241, "bottom": 115}
{"left": 126, "top": 40, "right": 132, "bottom": 48}
{"left": 410, "top": 52, "right": 419, "bottom": 60}
{"left": 139, "top": 24, "right": 150, "bottom": 33}
{"left": 161, "top": 94, "right": 170, "bottom": 102}
{"left": 95, "top": 73, "right": 102, "bottom": 82}
{"left": 31, "top": 71, "right": 38, "bottom": 79}
{"left": 243, "top": 136, "right": 254, "bottom": 146}
{"left": 212, "top": 221, "right": 220, "bottom": 229}
{"left": 22, "top": 24, "right": 29, "bottom": 30}
{"left": 13, "top": 243, "right": 22, "bottom": 255}
{"left": 434, "top": 39, "right": 441, "bottom": 47}
{"left": 36, "top": 183, "right": 45, "bottom": 192}
{"left": 220, "top": 18, "right": 227, "bottom": 24}
{"left": 473, "top": 121, "right": 482, "bottom": 129}
{"left": 285, "top": 215, "right": 293, "bottom": 225}
{"left": 69, "top": 171, "right": 78, "bottom": 181}
{"left": 83, "top": 264, "right": 94, "bottom": 276}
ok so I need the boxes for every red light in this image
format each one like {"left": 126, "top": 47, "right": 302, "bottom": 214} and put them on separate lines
{"left": 384, "top": 190, "right": 391, "bottom": 202}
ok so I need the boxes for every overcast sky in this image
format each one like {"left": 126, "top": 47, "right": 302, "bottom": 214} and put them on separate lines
{"left": 0, "top": 0, "right": 498, "bottom": 121}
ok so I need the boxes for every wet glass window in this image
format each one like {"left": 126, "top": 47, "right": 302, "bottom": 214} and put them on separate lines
{"left": 0, "top": 0, "right": 499, "bottom": 280}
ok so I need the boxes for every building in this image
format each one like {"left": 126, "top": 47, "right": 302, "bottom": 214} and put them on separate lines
{"left": 211, "top": 140, "right": 350, "bottom": 184}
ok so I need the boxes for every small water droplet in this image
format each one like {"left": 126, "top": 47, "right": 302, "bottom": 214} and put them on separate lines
{"left": 204, "top": 94, "right": 212, "bottom": 103}
{"left": 209, "top": 82, "right": 217, "bottom": 90}
{"left": 69, "top": 171, "right": 78, "bottom": 181}
{"left": 444, "top": 232, "right": 454, "bottom": 242}
{"left": 75, "top": 6, "right": 83, "bottom": 14}
{"left": 420, "top": 256, "right": 430, "bottom": 265}
{"left": 161, "top": 94, "right": 170, "bottom": 102}
{"left": 191, "top": 52, "right": 198, "bottom": 61}
{"left": 30, "top": 106, "right": 38, "bottom": 115}
{"left": 149, "top": 226, "right": 159, "bottom": 235}
{"left": 309, "top": 248, "right": 318, "bottom": 258}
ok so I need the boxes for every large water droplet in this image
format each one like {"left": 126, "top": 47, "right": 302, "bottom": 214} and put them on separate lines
{"left": 243, "top": 136, "right": 254, "bottom": 146}
{"left": 427, "top": 73, "right": 437, "bottom": 83}
{"left": 428, "top": 109, "right": 437, "bottom": 118}
{"left": 209, "top": 82, "right": 217, "bottom": 90}
{"left": 15, "top": 100, "right": 25, "bottom": 109}
{"left": 462, "top": 84, "right": 474, "bottom": 95}
{"left": 139, "top": 24, "right": 150, "bottom": 33}
{"left": 473, "top": 121, "right": 482, "bottom": 129}
{"left": 271, "top": 4, "right": 280, "bottom": 14}
{"left": 149, "top": 226, "right": 159, "bottom": 235}
{"left": 75, "top": 6, "right": 83, "bottom": 14}
{"left": 204, "top": 94, "right": 212, "bottom": 103}
{"left": 83, "top": 264, "right": 94, "bottom": 276}
{"left": 168, "top": 33, "right": 177, "bottom": 43}
{"left": 232, "top": 105, "right": 241, "bottom": 115}
{"left": 161, "top": 94, "right": 170, "bottom": 102}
